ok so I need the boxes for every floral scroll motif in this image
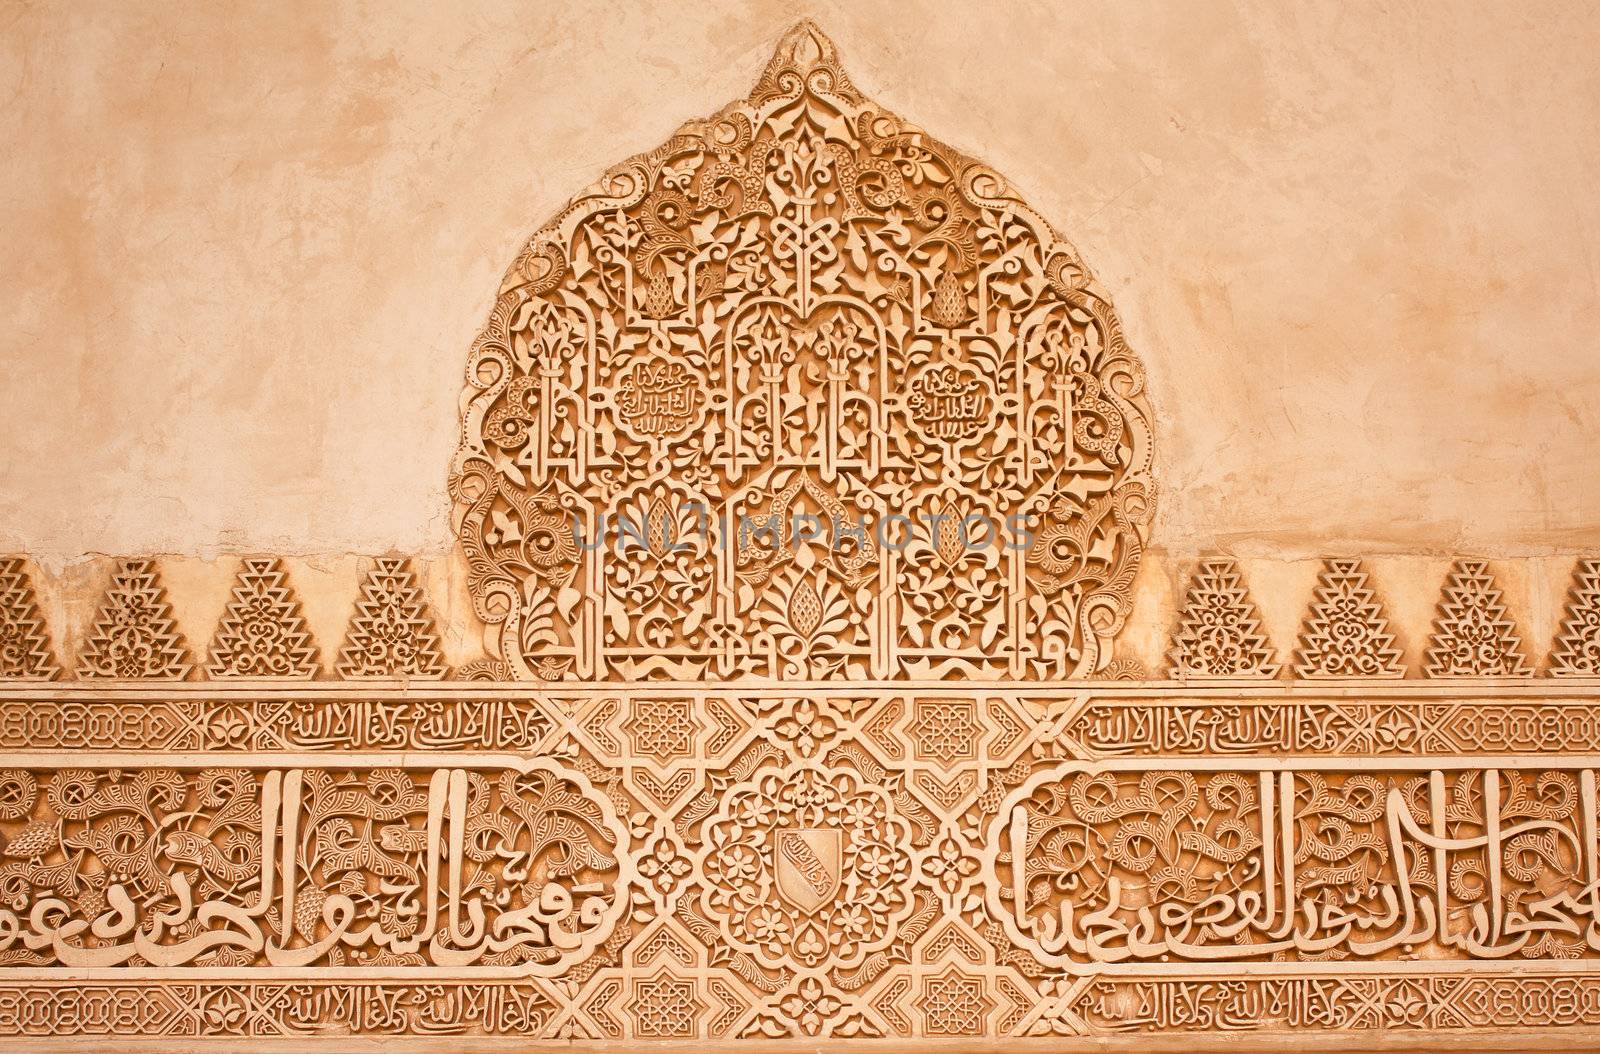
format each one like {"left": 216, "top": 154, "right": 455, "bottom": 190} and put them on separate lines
{"left": 450, "top": 22, "right": 1155, "bottom": 681}
{"left": 0, "top": 762, "right": 632, "bottom": 972}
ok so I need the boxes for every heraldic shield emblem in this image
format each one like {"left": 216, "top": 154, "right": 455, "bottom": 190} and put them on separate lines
{"left": 774, "top": 827, "right": 843, "bottom": 914}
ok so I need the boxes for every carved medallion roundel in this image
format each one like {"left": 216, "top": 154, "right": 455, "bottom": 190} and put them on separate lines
{"left": 451, "top": 22, "right": 1155, "bottom": 681}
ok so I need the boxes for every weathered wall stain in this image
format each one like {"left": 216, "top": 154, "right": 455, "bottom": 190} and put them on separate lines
{"left": 2, "top": 1, "right": 1597, "bottom": 560}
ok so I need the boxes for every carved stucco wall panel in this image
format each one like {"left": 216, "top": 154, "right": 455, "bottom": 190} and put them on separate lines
{"left": 2, "top": 19, "right": 1599, "bottom": 1052}
{"left": 449, "top": 22, "right": 1155, "bottom": 684}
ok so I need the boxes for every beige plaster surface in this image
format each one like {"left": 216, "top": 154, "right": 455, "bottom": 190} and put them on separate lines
{"left": 3, "top": 0, "right": 1599, "bottom": 565}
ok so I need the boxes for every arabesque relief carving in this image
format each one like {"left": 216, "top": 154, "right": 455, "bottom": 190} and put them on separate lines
{"left": 207, "top": 559, "right": 318, "bottom": 679}
{"left": 448, "top": 21, "right": 1155, "bottom": 683}
{"left": 4, "top": 20, "right": 1600, "bottom": 1050}
{"left": 77, "top": 559, "right": 191, "bottom": 681}
{"left": 1294, "top": 558, "right": 1405, "bottom": 678}
{"left": 1425, "top": 560, "right": 1532, "bottom": 678}
{"left": 335, "top": 557, "right": 449, "bottom": 680}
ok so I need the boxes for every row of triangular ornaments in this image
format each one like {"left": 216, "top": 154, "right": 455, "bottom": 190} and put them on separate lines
{"left": 1169, "top": 556, "right": 1600, "bottom": 678}
{"left": 0, "top": 556, "right": 447, "bottom": 680}
{"left": 2, "top": 555, "right": 1599, "bottom": 680}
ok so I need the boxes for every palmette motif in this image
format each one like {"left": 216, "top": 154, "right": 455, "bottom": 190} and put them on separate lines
{"left": 449, "top": 22, "right": 1155, "bottom": 682}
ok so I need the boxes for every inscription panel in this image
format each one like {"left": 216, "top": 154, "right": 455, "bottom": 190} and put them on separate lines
{"left": 0, "top": 683, "right": 1595, "bottom": 1043}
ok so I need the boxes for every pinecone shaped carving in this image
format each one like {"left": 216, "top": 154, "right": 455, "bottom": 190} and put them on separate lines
{"left": 337, "top": 557, "right": 448, "bottom": 679}
{"left": 1294, "top": 558, "right": 1405, "bottom": 677}
{"left": 926, "top": 268, "right": 969, "bottom": 327}
{"left": 1424, "top": 560, "right": 1530, "bottom": 677}
{"left": 77, "top": 558, "right": 191, "bottom": 679}
{"left": 1168, "top": 558, "right": 1280, "bottom": 677}
{"left": 0, "top": 557, "right": 58, "bottom": 679}
{"left": 207, "top": 557, "right": 319, "bottom": 678}
{"left": 1548, "top": 557, "right": 1600, "bottom": 676}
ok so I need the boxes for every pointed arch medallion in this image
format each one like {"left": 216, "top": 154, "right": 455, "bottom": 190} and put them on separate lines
{"left": 451, "top": 22, "right": 1155, "bottom": 682}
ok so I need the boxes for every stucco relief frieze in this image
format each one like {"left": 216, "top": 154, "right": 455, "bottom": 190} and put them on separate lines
{"left": 2, "top": 20, "right": 1600, "bottom": 1050}
{"left": 1, "top": 682, "right": 1600, "bottom": 1040}
{"left": 448, "top": 21, "right": 1155, "bottom": 683}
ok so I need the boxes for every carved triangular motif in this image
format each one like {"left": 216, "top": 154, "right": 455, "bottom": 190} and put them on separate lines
{"left": 1548, "top": 557, "right": 1600, "bottom": 676}
{"left": 1294, "top": 557, "right": 1405, "bottom": 677}
{"left": 77, "top": 558, "right": 191, "bottom": 679}
{"left": 1424, "top": 559, "right": 1530, "bottom": 677}
{"left": 1168, "top": 558, "right": 1280, "bottom": 677}
{"left": 336, "top": 557, "right": 448, "bottom": 678}
{"left": 207, "top": 557, "right": 319, "bottom": 678}
{"left": 0, "top": 557, "right": 58, "bottom": 678}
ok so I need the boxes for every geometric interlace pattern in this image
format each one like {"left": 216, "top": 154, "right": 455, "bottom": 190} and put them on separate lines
{"left": 2, "top": 22, "right": 1600, "bottom": 1049}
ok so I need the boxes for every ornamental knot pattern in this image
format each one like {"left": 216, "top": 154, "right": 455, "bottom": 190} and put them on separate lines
{"left": 450, "top": 20, "right": 1155, "bottom": 682}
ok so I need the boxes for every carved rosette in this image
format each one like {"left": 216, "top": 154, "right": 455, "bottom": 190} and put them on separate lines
{"left": 696, "top": 762, "right": 924, "bottom": 970}
{"left": 450, "top": 21, "right": 1155, "bottom": 681}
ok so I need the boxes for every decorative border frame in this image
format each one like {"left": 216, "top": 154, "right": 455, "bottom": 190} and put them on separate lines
{"left": 0, "top": 681, "right": 1598, "bottom": 1045}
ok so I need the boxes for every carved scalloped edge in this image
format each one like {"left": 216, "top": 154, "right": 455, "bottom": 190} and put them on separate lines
{"left": 0, "top": 557, "right": 58, "bottom": 679}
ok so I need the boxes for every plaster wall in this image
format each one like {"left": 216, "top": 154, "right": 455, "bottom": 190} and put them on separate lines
{"left": 3, "top": 0, "right": 1599, "bottom": 648}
